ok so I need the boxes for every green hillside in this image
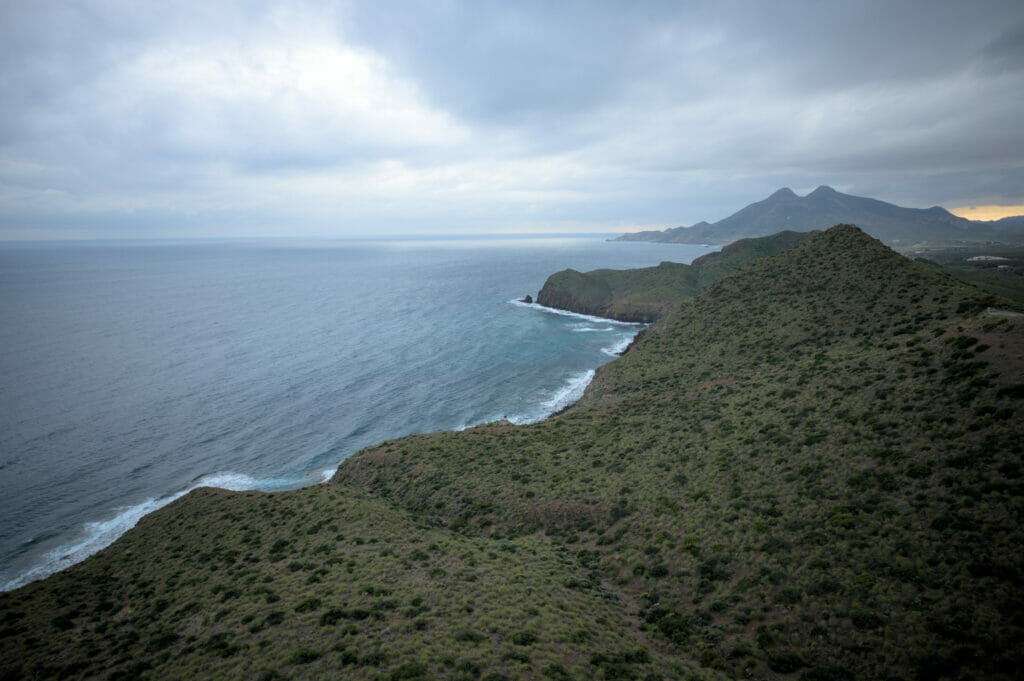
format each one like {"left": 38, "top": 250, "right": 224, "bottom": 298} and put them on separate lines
{"left": 536, "top": 230, "right": 815, "bottom": 322}
{"left": 3, "top": 226, "right": 1022, "bottom": 681}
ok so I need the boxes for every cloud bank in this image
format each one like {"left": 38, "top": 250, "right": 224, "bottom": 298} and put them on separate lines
{"left": 1, "top": 0, "right": 1022, "bottom": 238}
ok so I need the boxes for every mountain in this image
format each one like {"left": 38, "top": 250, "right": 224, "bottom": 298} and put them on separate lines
{"left": 2, "top": 226, "right": 1022, "bottom": 681}
{"left": 988, "top": 215, "right": 1024, "bottom": 230}
{"left": 616, "top": 185, "right": 1024, "bottom": 247}
{"left": 536, "top": 230, "right": 815, "bottom": 322}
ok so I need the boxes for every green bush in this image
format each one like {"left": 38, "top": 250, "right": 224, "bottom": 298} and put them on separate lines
{"left": 294, "top": 597, "right": 322, "bottom": 613}
{"left": 287, "top": 648, "right": 321, "bottom": 665}
{"left": 849, "top": 610, "right": 884, "bottom": 630}
{"left": 768, "top": 650, "right": 805, "bottom": 673}
{"left": 454, "top": 629, "right": 485, "bottom": 643}
{"left": 511, "top": 631, "right": 538, "bottom": 645}
{"left": 800, "top": 664, "right": 853, "bottom": 681}
{"left": 389, "top": 661, "right": 430, "bottom": 680}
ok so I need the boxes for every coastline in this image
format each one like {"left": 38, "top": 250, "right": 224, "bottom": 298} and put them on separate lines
{"left": 3, "top": 299, "right": 643, "bottom": 593}
{"left": 512, "top": 300, "right": 648, "bottom": 420}
{"left": 1, "top": 468, "right": 337, "bottom": 592}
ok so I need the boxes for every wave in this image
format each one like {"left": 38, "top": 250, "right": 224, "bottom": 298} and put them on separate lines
{"left": 451, "top": 368, "right": 598, "bottom": 431}
{"left": 572, "top": 326, "right": 612, "bottom": 332}
{"left": 602, "top": 335, "right": 635, "bottom": 356}
{"left": 508, "top": 299, "right": 644, "bottom": 327}
{"left": 1, "top": 469, "right": 330, "bottom": 592}
{"left": 508, "top": 369, "right": 596, "bottom": 425}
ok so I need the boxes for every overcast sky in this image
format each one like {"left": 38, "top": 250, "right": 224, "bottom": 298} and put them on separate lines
{"left": 1, "top": 0, "right": 1022, "bottom": 239}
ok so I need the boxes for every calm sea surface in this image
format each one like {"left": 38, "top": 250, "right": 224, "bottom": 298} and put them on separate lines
{"left": 0, "top": 235, "right": 713, "bottom": 589}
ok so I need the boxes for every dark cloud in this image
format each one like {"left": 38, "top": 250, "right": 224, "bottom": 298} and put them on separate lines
{"left": 0, "top": 0, "right": 1022, "bottom": 238}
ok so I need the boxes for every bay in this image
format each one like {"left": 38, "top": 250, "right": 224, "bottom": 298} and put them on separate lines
{"left": 0, "top": 234, "right": 713, "bottom": 589}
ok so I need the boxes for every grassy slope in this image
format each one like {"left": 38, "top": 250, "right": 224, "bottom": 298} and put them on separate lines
{"left": 536, "top": 231, "right": 815, "bottom": 322}
{"left": 3, "top": 226, "right": 1023, "bottom": 681}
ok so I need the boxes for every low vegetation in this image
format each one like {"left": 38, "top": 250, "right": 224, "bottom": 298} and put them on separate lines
{"left": 536, "top": 230, "right": 815, "bottom": 322}
{"left": 2, "top": 225, "right": 1022, "bottom": 680}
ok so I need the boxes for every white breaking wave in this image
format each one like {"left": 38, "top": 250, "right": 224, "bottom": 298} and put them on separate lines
{"left": 508, "top": 299, "right": 644, "bottom": 327}
{"left": 1, "top": 470, "right": 326, "bottom": 592}
{"left": 453, "top": 369, "right": 598, "bottom": 430}
{"left": 508, "top": 369, "right": 596, "bottom": 425}
{"left": 572, "top": 325, "right": 612, "bottom": 332}
{"left": 602, "top": 335, "right": 635, "bottom": 356}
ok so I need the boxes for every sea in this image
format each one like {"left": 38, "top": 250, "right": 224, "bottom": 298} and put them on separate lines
{"left": 0, "top": 234, "right": 713, "bottom": 591}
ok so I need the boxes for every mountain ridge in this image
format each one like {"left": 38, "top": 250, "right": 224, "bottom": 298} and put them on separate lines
{"left": 616, "top": 186, "right": 1024, "bottom": 247}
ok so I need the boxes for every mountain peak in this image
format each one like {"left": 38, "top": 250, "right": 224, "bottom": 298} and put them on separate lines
{"left": 615, "top": 186, "right": 1022, "bottom": 246}
{"left": 808, "top": 185, "right": 837, "bottom": 197}
{"left": 769, "top": 187, "right": 797, "bottom": 200}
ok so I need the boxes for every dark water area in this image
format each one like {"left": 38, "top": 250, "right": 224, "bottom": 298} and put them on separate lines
{"left": 0, "top": 235, "right": 713, "bottom": 589}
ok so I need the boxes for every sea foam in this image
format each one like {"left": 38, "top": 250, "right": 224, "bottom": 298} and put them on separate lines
{"left": 508, "top": 299, "right": 645, "bottom": 327}
{"left": 602, "top": 335, "right": 635, "bottom": 356}
{"left": 1, "top": 470, "right": 324, "bottom": 592}
{"left": 507, "top": 369, "right": 596, "bottom": 425}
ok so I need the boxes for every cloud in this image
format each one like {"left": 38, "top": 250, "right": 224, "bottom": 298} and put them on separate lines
{"left": 1, "top": 0, "right": 1022, "bottom": 238}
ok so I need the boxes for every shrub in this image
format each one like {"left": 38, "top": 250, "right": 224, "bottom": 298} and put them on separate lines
{"left": 800, "top": 664, "right": 853, "bottom": 681}
{"left": 454, "top": 629, "right": 485, "bottom": 643}
{"left": 768, "top": 650, "right": 805, "bottom": 673}
{"left": 319, "top": 608, "right": 345, "bottom": 626}
{"left": 389, "top": 662, "right": 430, "bottom": 680}
{"left": 295, "top": 598, "right": 322, "bottom": 613}
{"left": 257, "top": 671, "right": 286, "bottom": 681}
{"left": 50, "top": 615, "right": 74, "bottom": 631}
{"left": 287, "top": 648, "right": 321, "bottom": 665}
{"left": 700, "top": 648, "right": 726, "bottom": 669}
{"left": 776, "top": 587, "right": 802, "bottom": 605}
{"left": 202, "top": 632, "right": 239, "bottom": 658}
{"left": 542, "top": 664, "right": 572, "bottom": 680}
{"left": 849, "top": 610, "right": 884, "bottom": 630}
{"left": 511, "top": 631, "right": 538, "bottom": 645}
{"left": 359, "top": 651, "right": 387, "bottom": 666}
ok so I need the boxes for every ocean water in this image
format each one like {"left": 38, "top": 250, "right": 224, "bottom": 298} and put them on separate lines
{"left": 0, "top": 235, "right": 713, "bottom": 590}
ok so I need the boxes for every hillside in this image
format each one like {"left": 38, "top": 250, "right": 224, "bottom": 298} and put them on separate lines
{"left": 616, "top": 186, "right": 1024, "bottom": 248}
{"left": 913, "top": 245, "right": 1024, "bottom": 306}
{"left": 2, "top": 226, "right": 1023, "bottom": 681}
{"left": 536, "top": 230, "right": 815, "bottom": 322}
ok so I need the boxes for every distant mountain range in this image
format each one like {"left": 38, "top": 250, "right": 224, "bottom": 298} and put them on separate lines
{"left": 616, "top": 185, "right": 1024, "bottom": 247}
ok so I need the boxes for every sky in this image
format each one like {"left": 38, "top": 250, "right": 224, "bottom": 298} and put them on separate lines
{"left": 1, "top": 0, "right": 1022, "bottom": 239}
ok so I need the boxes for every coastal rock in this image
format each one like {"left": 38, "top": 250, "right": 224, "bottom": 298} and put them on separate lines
{"left": 521, "top": 295, "right": 533, "bottom": 304}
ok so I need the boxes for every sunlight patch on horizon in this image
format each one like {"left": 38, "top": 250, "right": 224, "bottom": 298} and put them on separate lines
{"left": 949, "top": 204, "right": 1024, "bottom": 221}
